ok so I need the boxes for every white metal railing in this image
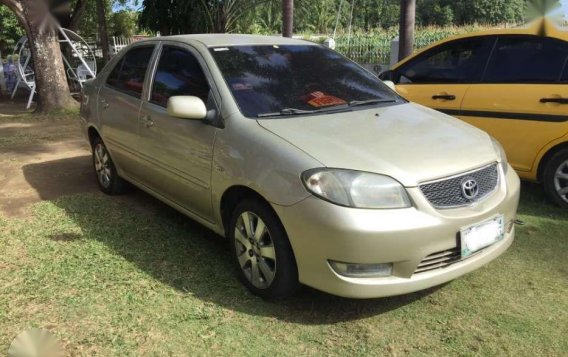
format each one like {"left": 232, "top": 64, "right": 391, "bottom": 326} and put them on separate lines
{"left": 111, "top": 36, "right": 136, "bottom": 55}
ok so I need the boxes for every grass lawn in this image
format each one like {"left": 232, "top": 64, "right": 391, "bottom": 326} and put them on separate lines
{"left": 0, "top": 111, "right": 567, "bottom": 355}
{"left": 1, "top": 187, "right": 567, "bottom": 356}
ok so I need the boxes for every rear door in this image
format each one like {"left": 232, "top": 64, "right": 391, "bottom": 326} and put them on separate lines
{"left": 392, "top": 37, "right": 494, "bottom": 115}
{"left": 97, "top": 45, "right": 156, "bottom": 177}
{"left": 460, "top": 35, "right": 568, "bottom": 173}
{"left": 136, "top": 44, "right": 218, "bottom": 221}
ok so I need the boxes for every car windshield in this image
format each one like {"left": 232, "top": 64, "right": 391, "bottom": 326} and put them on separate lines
{"left": 210, "top": 45, "right": 402, "bottom": 118}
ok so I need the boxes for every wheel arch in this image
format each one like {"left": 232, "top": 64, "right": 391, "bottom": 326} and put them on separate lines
{"left": 87, "top": 125, "right": 102, "bottom": 146}
{"left": 220, "top": 185, "right": 280, "bottom": 238}
{"left": 537, "top": 141, "right": 568, "bottom": 182}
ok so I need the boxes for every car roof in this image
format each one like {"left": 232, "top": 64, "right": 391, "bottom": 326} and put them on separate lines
{"left": 136, "top": 34, "right": 315, "bottom": 48}
{"left": 392, "top": 18, "right": 568, "bottom": 69}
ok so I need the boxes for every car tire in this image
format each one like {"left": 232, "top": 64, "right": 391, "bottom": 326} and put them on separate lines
{"left": 228, "top": 198, "right": 300, "bottom": 299}
{"left": 543, "top": 148, "right": 568, "bottom": 209}
{"left": 92, "top": 137, "right": 126, "bottom": 195}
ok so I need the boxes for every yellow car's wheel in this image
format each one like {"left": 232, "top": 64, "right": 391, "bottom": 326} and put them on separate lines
{"left": 543, "top": 148, "right": 568, "bottom": 209}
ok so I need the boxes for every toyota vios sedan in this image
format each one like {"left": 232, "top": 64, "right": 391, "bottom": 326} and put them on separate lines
{"left": 80, "top": 35, "right": 520, "bottom": 299}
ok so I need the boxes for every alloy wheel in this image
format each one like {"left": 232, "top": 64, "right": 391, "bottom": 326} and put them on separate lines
{"left": 554, "top": 160, "right": 568, "bottom": 203}
{"left": 94, "top": 143, "right": 112, "bottom": 188}
{"left": 234, "top": 211, "right": 277, "bottom": 289}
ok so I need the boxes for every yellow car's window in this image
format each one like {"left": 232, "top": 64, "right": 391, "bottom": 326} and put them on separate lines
{"left": 396, "top": 37, "right": 493, "bottom": 84}
{"left": 484, "top": 36, "right": 568, "bottom": 83}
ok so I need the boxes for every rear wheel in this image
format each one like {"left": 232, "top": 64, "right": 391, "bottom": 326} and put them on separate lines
{"left": 543, "top": 148, "right": 568, "bottom": 209}
{"left": 228, "top": 198, "right": 299, "bottom": 299}
{"left": 92, "top": 137, "right": 126, "bottom": 195}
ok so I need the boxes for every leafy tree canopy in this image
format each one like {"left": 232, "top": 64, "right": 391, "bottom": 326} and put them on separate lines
{"left": 0, "top": 4, "right": 24, "bottom": 55}
{"left": 138, "top": 0, "right": 563, "bottom": 36}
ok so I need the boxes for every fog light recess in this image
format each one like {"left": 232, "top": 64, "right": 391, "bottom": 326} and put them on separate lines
{"left": 329, "top": 261, "right": 393, "bottom": 278}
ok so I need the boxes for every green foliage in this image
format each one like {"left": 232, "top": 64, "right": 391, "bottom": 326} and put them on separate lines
{"left": 71, "top": 0, "right": 111, "bottom": 36}
{"left": 0, "top": 5, "right": 24, "bottom": 56}
{"left": 294, "top": 0, "right": 529, "bottom": 34}
{"left": 138, "top": 0, "right": 253, "bottom": 34}
{"left": 331, "top": 24, "right": 496, "bottom": 64}
{"left": 416, "top": 0, "right": 528, "bottom": 26}
{"left": 138, "top": 0, "right": 557, "bottom": 36}
{"left": 109, "top": 10, "right": 138, "bottom": 37}
{"left": 417, "top": 1, "right": 454, "bottom": 26}
{"left": 457, "top": 0, "right": 526, "bottom": 24}
{"left": 138, "top": 0, "right": 202, "bottom": 34}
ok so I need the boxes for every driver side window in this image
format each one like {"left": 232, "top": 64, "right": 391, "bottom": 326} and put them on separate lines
{"left": 396, "top": 37, "right": 492, "bottom": 84}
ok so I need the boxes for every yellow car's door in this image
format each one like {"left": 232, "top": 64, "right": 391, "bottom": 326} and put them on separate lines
{"left": 386, "top": 37, "right": 495, "bottom": 115}
{"left": 459, "top": 35, "right": 568, "bottom": 175}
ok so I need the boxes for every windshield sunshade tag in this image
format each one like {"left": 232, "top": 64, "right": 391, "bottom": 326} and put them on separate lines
{"left": 304, "top": 91, "right": 347, "bottom": 108}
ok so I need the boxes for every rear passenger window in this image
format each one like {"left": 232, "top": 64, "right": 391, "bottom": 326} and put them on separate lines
{"left": 106, "top": 46, "right": 155, "bottom": 98}
{"left": 150, "top": 46, "right": 210, "bottom": 107}
{"left": 562, "top": 60, "right": 568, "bottom": 82}
{"left": 484, "top": 36, "right": 568, "bottom": 83}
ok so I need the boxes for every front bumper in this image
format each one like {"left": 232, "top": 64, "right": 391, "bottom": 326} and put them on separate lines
{"left": 273, "top": 166, "right": 521, "bottom": 299}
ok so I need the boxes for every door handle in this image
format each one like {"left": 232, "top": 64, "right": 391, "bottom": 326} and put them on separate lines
{"left": 141, "top": 115, "right": 155, "bottom": 128}
{"left": 432, "top": 94, "right": 456, "bottom": 101}
{"left": 100, "top": 98, "right": 109, "bottom": 110}
{"left": 540, "top": 97, "right": 568, "bottom": 104}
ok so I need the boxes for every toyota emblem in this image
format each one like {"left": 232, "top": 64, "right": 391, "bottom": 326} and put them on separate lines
{"left": 461, "top": 178, "right": 479, "bottom": 200}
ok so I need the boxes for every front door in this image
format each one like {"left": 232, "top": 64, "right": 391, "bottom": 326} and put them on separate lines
{"left": 393, "top": 37, "right": 494, "bottom": 116}
{"left": 459, "top": 35, "right": 568, "bottom": 173}
{"left": 137, "top": 45, "right": 217, "bottom": 221}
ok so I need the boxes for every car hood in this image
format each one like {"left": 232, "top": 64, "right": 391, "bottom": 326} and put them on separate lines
{"left": 257, "top": 103, "right": 498, "bottom": 187}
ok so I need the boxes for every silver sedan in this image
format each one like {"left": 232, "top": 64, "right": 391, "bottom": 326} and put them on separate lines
{"left": 80, "top": 34, "right": 520, "bottom": 299}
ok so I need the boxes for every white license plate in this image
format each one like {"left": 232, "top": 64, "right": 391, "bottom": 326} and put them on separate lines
{"left": 460, "top": 215, "right": 504, "bottom": 258}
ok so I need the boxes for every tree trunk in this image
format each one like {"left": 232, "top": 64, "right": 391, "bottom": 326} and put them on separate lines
{"left": 68, "top": 0, "right": 88, "bottom": 33}
{"left": 282, "top": 0, "right": 294, "bottom": 37}
{"left": 96, "top": 0, "right": 110, "bottom": 63}
{"left": 0, "top": 0, "right": 76, "bottom": 113}
{"left": 398, "top": 0, "right": 416, "bottom": 61}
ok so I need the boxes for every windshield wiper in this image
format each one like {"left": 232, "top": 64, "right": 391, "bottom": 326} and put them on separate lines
{"left": 257, "top": 106, "right": 347, "bottom": 118}
{"left": 348, "top": 99, "right": 397, "bottom": 107}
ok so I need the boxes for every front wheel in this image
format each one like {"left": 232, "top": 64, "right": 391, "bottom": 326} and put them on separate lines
{"left": 543, "top": 148, "right": 568, "bottom": 209}
{"left": 228, "top": 198, "right": 299, "bottom": 299}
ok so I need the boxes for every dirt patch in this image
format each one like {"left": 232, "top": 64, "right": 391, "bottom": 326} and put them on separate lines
{"left": 0, "top": 102, "right": 94, "bottom": 217}
{"left": 0, "top": 101, "right": 162, "bottom": 218}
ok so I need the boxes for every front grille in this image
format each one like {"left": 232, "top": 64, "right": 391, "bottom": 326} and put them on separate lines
{"left": 414, "top": 248, "right": 461, "bottom": 274}
{"left": 419, "top": 163, "right": 499, "bottom": 209}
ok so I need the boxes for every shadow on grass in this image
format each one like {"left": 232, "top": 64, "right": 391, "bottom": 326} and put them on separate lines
{"left": 517, "top": 181, "right": 568, "bottom": 221}
{"left": 22, "top": 156, "right": 444, "bottom": 324}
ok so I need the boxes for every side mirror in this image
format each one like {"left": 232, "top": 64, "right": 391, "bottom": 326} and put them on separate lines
{"left": 378, "top": 69, "right": 393, "bottom": 81}
{"left": 382, "top": 80, "right": 397, "bottom": 92}
{"left": 167, "top": 96, "right": 207, "bottom": 120}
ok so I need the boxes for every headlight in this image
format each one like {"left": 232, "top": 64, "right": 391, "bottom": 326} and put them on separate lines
{"left": 491, "top": 137, "right": 509, "bottom": 174}
{"left": 301, "top": 169, "right": 411, "bottom": 209}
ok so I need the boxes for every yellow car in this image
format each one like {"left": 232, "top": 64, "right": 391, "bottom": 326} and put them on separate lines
{"left": 381, "top": 20, "right": 568, "bottom": 208}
